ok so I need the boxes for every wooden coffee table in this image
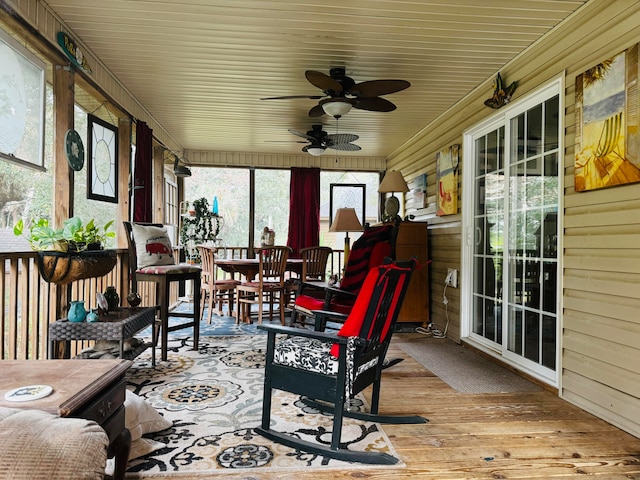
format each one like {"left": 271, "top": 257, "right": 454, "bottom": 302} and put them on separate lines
{"left": 0, "top": 359, "right": 132, "bottom": 480}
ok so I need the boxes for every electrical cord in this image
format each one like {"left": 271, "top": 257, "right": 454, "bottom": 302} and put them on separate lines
{"left": 416, "top": 283, "right": 450, "bottom": 339}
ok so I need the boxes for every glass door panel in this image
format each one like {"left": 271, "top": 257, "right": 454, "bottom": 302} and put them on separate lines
{"left": 466, "top": 86, "right": 560, "bottom": 385}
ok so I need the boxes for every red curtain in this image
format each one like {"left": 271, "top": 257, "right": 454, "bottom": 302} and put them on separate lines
{"left": 133, "top": 121, "right": 153, "bottom": 222}
{"left": 287, "top": 167, "right": 320, "bottom": 257}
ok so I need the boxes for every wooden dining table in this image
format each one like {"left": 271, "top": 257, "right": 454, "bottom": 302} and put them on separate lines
{"left": 216, "top": 257, "right": 304, "bottom": 281}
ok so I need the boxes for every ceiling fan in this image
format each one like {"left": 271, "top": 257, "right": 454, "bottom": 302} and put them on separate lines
{"left": 288, "top": 124, "right": 361, "bottom": 155}
{"left": 261, "top": 67, "right": 410, "bottom": 118}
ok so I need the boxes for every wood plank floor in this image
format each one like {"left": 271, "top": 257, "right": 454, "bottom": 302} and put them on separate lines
{"left": 238, "top": 334, "right": 640, "bottom": 480}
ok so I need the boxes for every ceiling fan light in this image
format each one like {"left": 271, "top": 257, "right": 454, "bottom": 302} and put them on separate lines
{"left": 321, "top": 99, "right": 352, "bottom": 118}
{"left": 306, "top": 146, "right": 326, "bottom": 156}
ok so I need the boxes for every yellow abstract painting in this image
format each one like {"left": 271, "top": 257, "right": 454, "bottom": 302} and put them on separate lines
{"left": 436, "top": 144, "right": 459, "bottom": 216}
{"left": 575, "top": 45, "right": 640, "bottom": 192}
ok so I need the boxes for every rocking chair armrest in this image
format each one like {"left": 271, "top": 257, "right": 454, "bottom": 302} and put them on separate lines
{"left": 257, "top": 324, "right": 347, "bottom": 344}
{"left": 325, "top": 285, "right": 357, "bottom": 298}
{"left": 312, "top": 309, "right": 349, "bottom": 331}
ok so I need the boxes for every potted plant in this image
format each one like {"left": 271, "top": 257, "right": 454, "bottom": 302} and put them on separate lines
{"left": 14, "top": 217, "right": 117, "bottom": 284}
{"left": 62, "top": 217, "right": 115, "bottom": 252}
{"left": 179, "top": 197, "right": 222, "bottom": 263}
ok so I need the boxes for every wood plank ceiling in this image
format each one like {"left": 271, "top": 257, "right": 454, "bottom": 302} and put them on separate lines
{"left": 42, "top": 0, "right": 588, "bottom": 161}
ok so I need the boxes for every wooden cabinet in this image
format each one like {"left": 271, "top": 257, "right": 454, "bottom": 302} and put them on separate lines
{"left": 394, "top": 221, "right": 429, "bottom": 324}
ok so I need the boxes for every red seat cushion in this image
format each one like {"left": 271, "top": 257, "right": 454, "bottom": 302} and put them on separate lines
{"left": 294, "top": 295, "right": 325, "bottom": 312}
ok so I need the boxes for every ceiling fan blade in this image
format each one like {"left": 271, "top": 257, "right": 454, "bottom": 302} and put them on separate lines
{"left": 327, "top": 143, "right": 362, "bottom": 152}
{"left": 326, "top": 133, "right": 359, "bottom": 144}
{"left": 353, "top": 96, "right": 397, "bottom": 112}
{"left": 308, "top": 104, "right": 327, "bottom": 117}
{"left": 260, "top": 94, "right": 326, "bottom": 100}
{"left": 288, "top": 128, "right": 316, "bottom": 141}
{"left": 349, "top": 79, "right": 410, "bottom": 97}
{"left": 305, "top": 70, "right": 343, "bottom": 93}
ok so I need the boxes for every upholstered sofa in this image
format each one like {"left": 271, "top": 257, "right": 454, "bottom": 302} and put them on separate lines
{"left": 0, "top": 406, "right": 109, "bottom": 480}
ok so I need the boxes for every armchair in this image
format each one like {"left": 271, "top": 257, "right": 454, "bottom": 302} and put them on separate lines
{"left": 257, "top": 259, "right": 427, "bottom": 464}
{"left": 291, "top": 223, "right": 396, "bottom": 324}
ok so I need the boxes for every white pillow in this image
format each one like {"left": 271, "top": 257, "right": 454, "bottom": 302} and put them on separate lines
{"left": 131, "top": 224, "right": 175, "bottom": 268}
{"left": 118, "top": 390, "right": 172, "bottom": 463}
{"left": 124, "top": 390, "right": 172, "bottom": 442}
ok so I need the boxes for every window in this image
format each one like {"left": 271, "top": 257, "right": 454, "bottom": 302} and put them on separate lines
{"left": 0, "top": 29, "right": 46, "bottom": 170}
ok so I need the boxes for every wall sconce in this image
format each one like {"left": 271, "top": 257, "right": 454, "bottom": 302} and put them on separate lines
{"left": 173, "top": 155, "right": 192, "bottom": 177}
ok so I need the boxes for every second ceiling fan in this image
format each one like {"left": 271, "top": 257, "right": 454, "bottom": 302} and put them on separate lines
{"left": 262, "top": 67, "right": 410, "bottom": 118}
{"left": 289, "top": 124, "right": 361, "bottom": 155}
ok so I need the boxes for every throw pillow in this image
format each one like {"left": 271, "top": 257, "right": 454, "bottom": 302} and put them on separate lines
{"left": 124, "top": 390, "right": 172, "bottom": 443}
{"left": 131, "top": 223, "right": 175, "bottom": 269}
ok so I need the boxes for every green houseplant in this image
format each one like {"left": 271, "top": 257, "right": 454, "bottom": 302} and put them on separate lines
{"left": 179, "top": 197, "right": 222, "bottom": 263}
{"left": 14, "top": 217, "right": 117, "bottom": 284}
{"left": 14, "top": 217, "right": 115, "bottom": 252}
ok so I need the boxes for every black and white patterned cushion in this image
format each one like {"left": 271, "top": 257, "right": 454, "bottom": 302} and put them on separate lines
{"left": 274, "top": 336, "right": 339, "bottom": 375}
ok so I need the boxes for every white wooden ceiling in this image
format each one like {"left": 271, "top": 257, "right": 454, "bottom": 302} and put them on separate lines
{"left": 43, "top": 0, "right": 588, "bottom": 159}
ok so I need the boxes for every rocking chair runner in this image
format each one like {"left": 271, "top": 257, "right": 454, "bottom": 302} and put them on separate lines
{"left": 257, "top": 258, "right": 427, "bottom": 464}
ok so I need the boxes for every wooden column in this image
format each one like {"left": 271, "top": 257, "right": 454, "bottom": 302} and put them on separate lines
{"left": 52, "top": 64, "right": 74, "bottom": 345}
{"left": 152, "top": 144, "right": 164, "bottom": 223}
{"left": 117, "top": 117, "right": 132, "bottom": 248}
{"left": 53, "top": 65, "right": 74, "bottom": 226}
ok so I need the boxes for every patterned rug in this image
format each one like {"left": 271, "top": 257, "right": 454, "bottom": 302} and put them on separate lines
{"left": 123, "top": 334, "right": 402, "bottom": 477}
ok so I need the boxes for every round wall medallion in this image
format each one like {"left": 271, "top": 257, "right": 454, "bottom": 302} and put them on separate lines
{"left": 65, "top": 128, "right": 85, "bottom": 171}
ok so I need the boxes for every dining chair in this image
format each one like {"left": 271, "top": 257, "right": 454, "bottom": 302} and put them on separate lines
{"left": 236, "top": 246, "right": 292, "bottom": 325}
{"left": 286, "top": 246, "right": 332, "bottom": 318}
{"left": 123, "top": 222, "right": 201, "bottom": 361}
{"left": 256, "top": 258, "right": 425, "bottom": 464}
{"left": 197, "top": 245, "right": 240, "bottom": 322}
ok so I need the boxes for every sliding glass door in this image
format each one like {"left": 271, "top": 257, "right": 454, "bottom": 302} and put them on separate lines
{"left": 464, "top": 79, "right": 561, "bottom": 385}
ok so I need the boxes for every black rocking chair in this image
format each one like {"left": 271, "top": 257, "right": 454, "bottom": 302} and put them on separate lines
{"left": 256, "top": 258, "right": 427, "bottom": 464}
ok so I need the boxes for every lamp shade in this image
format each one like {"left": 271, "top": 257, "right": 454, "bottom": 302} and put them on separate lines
{"left": 378, "top": 170, "right": 409, "bottom": 193}
{"left": 321, "top": 98, "right": 353, "bottom": 118}
{"left": 329, "top": 207, "right": 363, "bottom": 233}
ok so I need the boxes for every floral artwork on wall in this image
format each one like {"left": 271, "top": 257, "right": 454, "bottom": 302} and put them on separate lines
{"left": 436, "top": 144, "right": 459, "bottom": 216}
{"left": 575, "top": 44, "right": 640, "bottom": 191}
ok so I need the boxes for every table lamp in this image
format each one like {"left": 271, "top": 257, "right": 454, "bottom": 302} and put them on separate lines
{"left": 329, "top": 207, "right": 363, "bottom": 265}
{"left": 378, "top": 170, "right": 409, "bottom": 221}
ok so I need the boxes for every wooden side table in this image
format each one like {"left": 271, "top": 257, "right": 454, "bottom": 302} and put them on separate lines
{"left": 0, "top": 359, "right": 132, "bottom": 480}
{"left": 49, "top": 306, "right": 157, "bottom": 366}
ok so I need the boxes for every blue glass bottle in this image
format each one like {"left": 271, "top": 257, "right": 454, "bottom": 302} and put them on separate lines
{"left": 212, "top": 196, "right": 219, "bottom": 215}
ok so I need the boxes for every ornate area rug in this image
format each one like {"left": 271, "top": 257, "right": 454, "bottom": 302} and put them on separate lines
{"left": 123, "top": 335, "right": 402, "bottom": 477}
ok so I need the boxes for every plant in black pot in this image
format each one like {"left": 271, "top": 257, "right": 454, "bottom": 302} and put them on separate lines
{"left": 62, "top": 217, "right": 115, "bottom": 252}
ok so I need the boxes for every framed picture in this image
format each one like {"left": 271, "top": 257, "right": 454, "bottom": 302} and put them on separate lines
{"left": 436, "top": 144, "right": 460, "bottom": 216}
{"left": 575, "top": 43, "right": 640, "bottom": 191}
{"left": 87, "top": 114, "right": 118, "bottom": 202}
{"left": 329, "top": 183, "right": 366, "bottom": 227}
{"left": 412, "top": 173, "right": 427, "bottom": 209}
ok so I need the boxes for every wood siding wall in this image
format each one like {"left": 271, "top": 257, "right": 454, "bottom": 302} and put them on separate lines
{"left": 388, "top": 0, "right": 640, "bottom": 438}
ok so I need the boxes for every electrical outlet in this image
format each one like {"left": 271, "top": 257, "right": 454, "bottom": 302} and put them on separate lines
{"left": 445, "top": 268, "right": 458, "bottom": 288}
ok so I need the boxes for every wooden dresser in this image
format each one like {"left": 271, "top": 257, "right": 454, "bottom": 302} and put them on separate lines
{"left": 394, "top": 221, "right": 430, "bottom": 325}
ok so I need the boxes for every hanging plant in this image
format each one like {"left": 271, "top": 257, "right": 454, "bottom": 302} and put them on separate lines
{"left": 179, "top": 197, "right": 222, "bottom": 263}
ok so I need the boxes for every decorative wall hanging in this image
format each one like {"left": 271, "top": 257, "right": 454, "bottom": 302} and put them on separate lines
{"left": 87, "top": 114, "right": 118, "bottom": 203}
{"left": 436, "top": 144, "right": 459, "bottom": 216}
{"left": 484, "top": 73, "right": 518, "bottom": 109}
{"left": 575, "top": 44, "right": 640, "bottom": 192}
{"left": 412, "top": 173, "right": 427, "bottom": 209}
